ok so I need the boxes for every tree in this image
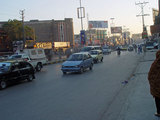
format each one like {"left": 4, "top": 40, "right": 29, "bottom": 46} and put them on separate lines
{"left": 2, "top": 19, "right": 34, "bottom": 46}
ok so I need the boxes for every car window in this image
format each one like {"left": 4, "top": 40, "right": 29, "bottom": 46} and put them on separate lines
{"left": 11, "top": 63, "right": 19, "bottom": 71}
{"left": 67, "top": 54, "right": 83, "bottom": 61}
{"left": 0, "top": 62, "right": 11, "bottom": 72}
{"left": 90, "top": 51, "right": 98, "bottom": 55}
{"left": 87, "top": 54, "right": 92, "bottom": 59}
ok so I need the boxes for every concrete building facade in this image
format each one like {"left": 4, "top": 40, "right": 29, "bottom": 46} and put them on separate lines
{"left": 25, "top": 18, "right": 74, "bottom": 46}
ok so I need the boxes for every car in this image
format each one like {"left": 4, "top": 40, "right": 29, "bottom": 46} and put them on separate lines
{"left": 80, "top": 46, "right": 95, "bottom": 52}
{"left": 8, "top": 54, "right": 30, "bottom": 60}
{"left": 102, "top": 46, "right": 111, "bottom": 54}
{"left": 80, "top": 46, "right": 102, "bottom": 52}
{"left": 0, "top": 56, "right": 6, "bottom": 61}
{"left": 145, "top": 41, "right": 155, "bottom": 50}
{"left": 94, "top": 46, "right": 103, "bottom": 51}
{"left": 90, "top": 50, "right": 103, "bottom": 63}
{"left": 128, "top": 45, "right": 134, "bottom": 51}
{"left": 0, "top": 60, "right": 35, "bottom": 89}
{"left": 61, "top": 52, "right": 93, "bottom": 74}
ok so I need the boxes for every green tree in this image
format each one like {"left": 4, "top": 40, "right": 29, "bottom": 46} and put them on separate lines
{"left": 2, "top": 19, "right": 34, "bottom": 44}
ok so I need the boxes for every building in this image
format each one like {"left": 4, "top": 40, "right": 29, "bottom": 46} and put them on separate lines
{"left": 25, "top": 18, "right": 74, "bottom": 47}
{"left": 0, "top": 18, "right": 74, "bottom": 50}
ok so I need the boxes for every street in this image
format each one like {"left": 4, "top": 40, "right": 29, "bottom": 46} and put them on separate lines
{"left": 0, "top": 51, "right": 143, "bottom": 120}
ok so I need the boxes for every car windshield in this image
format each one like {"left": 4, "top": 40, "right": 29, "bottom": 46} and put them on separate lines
{"left": 146, "top": 42, "right": 154, "bottom": 46}
{"left": 67, "top": 54, "right": 83, "bottom": 61}
{"left": 90, "top": 51, "right": 98, "bottom": 55}
{"left": 103, "top": 46, "right": 109, "bottom": 49}
{"left": 0, "top": 62, "right": 11, "bottom": 72}
{"left": 9, "top": 55, "right": 22, "bottom": 59}
{"left": 81, "top": 47, "right": 93, "bottom": 52}
{"left": 94, "top": 47, "right": 101, "bottom": 50}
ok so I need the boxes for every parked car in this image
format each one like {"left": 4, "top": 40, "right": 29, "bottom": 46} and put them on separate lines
{"left": 61, "top": 52, "right": 93, "bottom": 74}
{"left": 90, "top": 50, "right": 103, "bottom": 63}
{"left": 102, "top": 46, "right": 111, "bottom": 54}
{"left": 0, "top": 60, "right": 35, "bottom": 89}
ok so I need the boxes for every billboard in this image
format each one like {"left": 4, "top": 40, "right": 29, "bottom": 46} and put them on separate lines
{"left": 89, "top": 21, "right": 108, "bottom": 28}
{"left": 54, "top": 42, "right": 70, "bottom": 48}
{"left": 111, "top": 27, "right": 122, "bottom": 34}
{"left": 36, "top": 42, "right": 52, "bottom": 49}
{"left": 80, "top": 30, "right": 86, "bottom": 45}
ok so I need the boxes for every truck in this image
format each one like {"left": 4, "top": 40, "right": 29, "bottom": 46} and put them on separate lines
{"left": 9, "top": 48, "right": 48, "bottom": 72}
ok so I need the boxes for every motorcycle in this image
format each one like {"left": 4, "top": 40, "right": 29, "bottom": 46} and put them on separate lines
{"left": 117, "top": 50, "right": 121, "bottom": 55}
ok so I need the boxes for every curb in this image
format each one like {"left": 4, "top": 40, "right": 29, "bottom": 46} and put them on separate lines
{"left": 44, "top": 59, "right": 66, "bottom": 65}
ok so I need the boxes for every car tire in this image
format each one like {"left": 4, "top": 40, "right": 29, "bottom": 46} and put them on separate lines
{"left": 28, "top": 75, "right": 34, "bottom": 82}
{"left": 89, "top": 64, "right": 93, "bottom": 70}
{"left": 0, "top": 80, "right": 7, "bottom": 89}
{"left": 80, "top": 67, "right": 84, "bottom": 74}
{"left": 63, "top": 72, "right": 67, "bottom": 75}
{"left": 36, "top": 63, "right": 42, "bottom": 72}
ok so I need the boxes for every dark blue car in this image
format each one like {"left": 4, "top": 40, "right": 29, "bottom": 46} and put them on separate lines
{"left": 61, "top": 52, "right": 93, "bottom": 74}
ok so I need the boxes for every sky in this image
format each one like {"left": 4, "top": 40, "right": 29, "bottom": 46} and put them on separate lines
{"left": 0, "top": 0, "right": 158, "bottom": 35}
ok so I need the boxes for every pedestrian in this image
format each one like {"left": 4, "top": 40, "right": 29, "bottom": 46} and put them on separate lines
{"left": 148, "top": 50, "right": 160, "bottom": 117}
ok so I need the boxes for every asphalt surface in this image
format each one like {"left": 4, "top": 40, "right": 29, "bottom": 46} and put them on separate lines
{"left": 0, "top": 51, "right": 143, "bottom": 120}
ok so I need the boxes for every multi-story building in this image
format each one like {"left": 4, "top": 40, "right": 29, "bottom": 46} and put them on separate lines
{"left": 0, "top": 18, "right": 74, "bottom": 50}
{"left": 25, "top": 18, "right": 74, "bottom": 47}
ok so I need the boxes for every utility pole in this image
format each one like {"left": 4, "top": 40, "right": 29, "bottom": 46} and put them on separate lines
{"left": 20, "top": 9, "right": 26, "bottom": 49}
{"left": 135, "top": 1, "right": 149, "bottom": 32}
{"left": 77, "top": 0, "right": 85, "bottom": 46}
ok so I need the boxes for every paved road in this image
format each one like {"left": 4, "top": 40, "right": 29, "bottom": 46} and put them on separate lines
{"left": 0, "top": 51, "right": 143, "bottom": 120}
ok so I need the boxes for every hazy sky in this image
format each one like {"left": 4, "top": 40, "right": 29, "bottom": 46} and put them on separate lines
{"left": 0, "top": 0, "right": 158, "bottom": 34}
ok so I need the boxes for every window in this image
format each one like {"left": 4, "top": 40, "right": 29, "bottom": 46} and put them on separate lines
{"left": 31, "top": 50, "right": 37, "bottom": 55}
{"left": 38, "top": 49, "right": 43, "bottom": 54}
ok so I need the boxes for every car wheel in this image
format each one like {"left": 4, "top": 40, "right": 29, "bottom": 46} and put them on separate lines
{"left": 0, "top": 80, "right": 7, "bottom": 89}
{"left": 80, "top": 67, "right": 84, "bottom": 74}
{"left": 28, "top": 75, "right": 34, "bottom": 82}
{"left": 63, "top": 72, "right": 67, "bottom": 75}
{"left": 36, "top": 63, "right": 41, "bottom": 72}
{"left": 89, "top": 64, "right": 93, "bottom": 70}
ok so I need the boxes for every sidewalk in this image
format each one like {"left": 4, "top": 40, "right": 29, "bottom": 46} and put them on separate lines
{"left": 118, "top": 50, "right": 160, "bottom": 120}
{"left": 45, "top": 54, "right": 67, "bottom": 65}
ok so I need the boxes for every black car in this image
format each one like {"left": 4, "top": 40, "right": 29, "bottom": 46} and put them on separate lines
{"left": 0, "top": 60, "right": 35, "bottom": 89}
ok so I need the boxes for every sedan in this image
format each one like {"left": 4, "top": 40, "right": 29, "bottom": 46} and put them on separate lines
{"left": 61, "top": 52, "right": 93, "bottom": 74}
{"left": 90, "top": 50, "right": 103, "bottom": 63}
{"left": 0, "top": 60, "right": 35, "bottom": 89}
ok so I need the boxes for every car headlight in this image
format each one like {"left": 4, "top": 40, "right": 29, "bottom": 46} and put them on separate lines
{"left": 62, "top": 65, "right": 65, "bottom": 68}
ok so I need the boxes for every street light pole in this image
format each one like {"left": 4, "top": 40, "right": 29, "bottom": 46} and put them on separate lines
{"left": 80, "top": 0, "right": 83, "bottom": 30}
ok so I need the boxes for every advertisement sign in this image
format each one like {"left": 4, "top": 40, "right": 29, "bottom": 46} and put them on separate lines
{"left": 36, "top": 42, "right": 52, "bottom": 49}
{"left": 111, "top": 27, "right": 122, "bottom": 34}
{"left": 54, "top": 42, "right": 70, "bottom": 48}
{"left": 80, "top": 30, "right": 86, "bottom": 45}
{"left": 89, "top": 21, "right": 108, "bottom": 28}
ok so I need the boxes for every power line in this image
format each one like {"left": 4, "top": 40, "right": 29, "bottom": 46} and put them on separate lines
{"left": 135, "top": 1, "right": 149, "bottom": 32}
